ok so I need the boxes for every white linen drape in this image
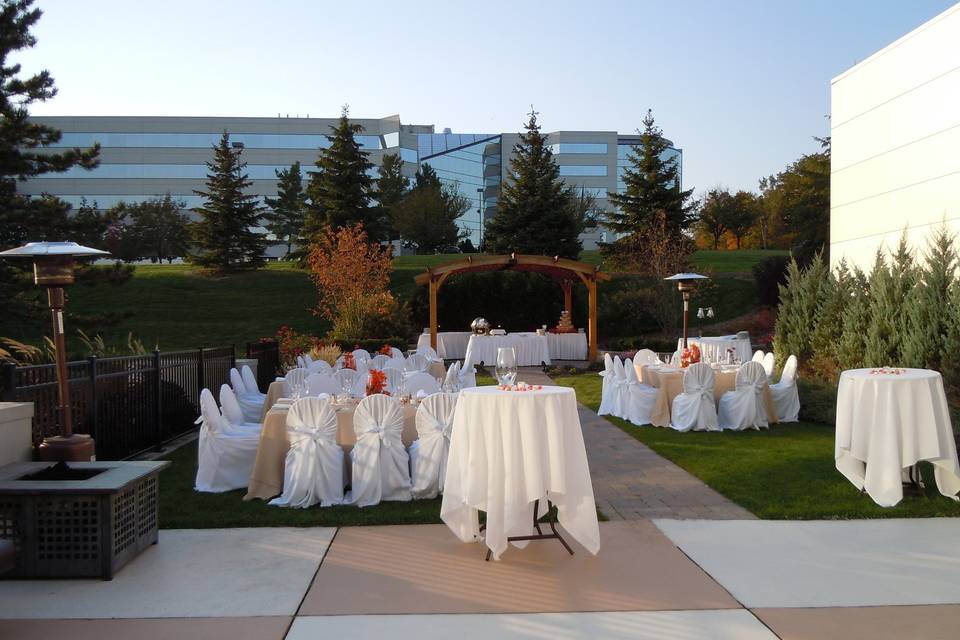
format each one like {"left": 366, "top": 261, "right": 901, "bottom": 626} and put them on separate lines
{"left": 670, "top": 363, "right": 719, "bottom": 432}
{"left": 195, "top": 388, "right": 260, "bottom": 493}
{"left": 269, "top": 397, "right": 344, "bottom": 508}
{"left": 717, "top": 361, "right": 769, "bottom": 430}
{"left": 408, "top": 392, "right": 458, "bottom": 500}
{"left": 771, "top": 354, "right": 801, "bottom": 422}
{"left": 349, "top": 394, "right": 412, "bottom": 506}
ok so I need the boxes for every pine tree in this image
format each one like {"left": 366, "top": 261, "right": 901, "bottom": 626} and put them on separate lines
{"left": 837, "top": 267, "right": 870, "bottom": 370}
{"left": 941, "top": 274, "right": 960, "bottom": 388}
{"left": 190, "top": 131, "right": 266, "bottom": 271}
{"left": 772, "top": 253, "right": 829, "bottom": 366}
{"left": 376, "top": 152, "right": 408, "bottom": 241}
{"left": 861, "top": 243, "right": 917, "bottom": 368}
{"left": 263, "top": 162, "right": 306, "bottom": 258}
{"left": 809, "top": 259, "right": 853, "bottom": 377}
{"left": 902, "top": 225, "right": 957, "bottom": 369}
{"left": 772, "top": 257, "right": 804, "bottom": 365}
{"left": 392, "top": 165, "right": 468, "bottom": 254}
{"left": 601, "top": 109, "right": 695, "bottom": 263}
{"left": 126, "top": 195, "right": 191, "bottom": 263}
{"left": 483, "top": 109, "right": 585, "bottom": 259}
{"left": 304, "top": 106, "right": 382, "bottom": 243}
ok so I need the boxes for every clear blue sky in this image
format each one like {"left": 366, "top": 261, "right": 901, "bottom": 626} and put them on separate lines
{"left": 19, "top": 0, "right": 958, "bottom": 195}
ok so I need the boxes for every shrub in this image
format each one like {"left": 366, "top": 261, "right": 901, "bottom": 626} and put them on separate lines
{"left": 752, "top": 254, "right": 790, "bottom": 307}
{"left": 797, "top": 379, "right": 837, "bottom": 425}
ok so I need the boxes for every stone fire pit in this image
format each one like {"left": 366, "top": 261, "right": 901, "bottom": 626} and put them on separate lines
{"left": 0, "top": 460, "right": 169, "bottom": 580}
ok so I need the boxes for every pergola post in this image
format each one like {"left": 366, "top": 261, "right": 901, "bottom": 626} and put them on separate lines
{"left": 561, "top": 279, "right": 573, "bottom": 315}
{"left": 587, "top": 278, "right": 598, "bottom": 362}
{"left": 429, "top": 277, "right": 438, "bottom": 351}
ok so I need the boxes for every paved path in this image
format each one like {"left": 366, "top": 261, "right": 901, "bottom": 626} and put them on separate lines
{"left": 514, "top": 368, "right": 755, "bottom": 521}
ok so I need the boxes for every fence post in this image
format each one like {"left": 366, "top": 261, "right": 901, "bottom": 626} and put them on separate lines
{"left": 0, "top": 362, "right": 16, "bottom": 402}
{"left": 87, "top": 356, "right": 98, "bottom": 442}
{"left": 153, "top": 349, "right": 163, "bottom": 451}
{"left": 197, "top": 347, "right": 205, "bottom": 403}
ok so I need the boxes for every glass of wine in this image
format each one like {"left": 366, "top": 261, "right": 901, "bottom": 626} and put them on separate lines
{"left": 495, "top": 347, "right": 518, "bottom": 386}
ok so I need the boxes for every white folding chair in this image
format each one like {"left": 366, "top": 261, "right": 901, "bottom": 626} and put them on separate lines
{"left": 306, "top": 372, "right": 339, "bottom": 396}
{"left": 405, "top": 371, "right": 441, "bottom": 396}
{"left": 349, "top": 394, "right": 411, "bottom": 506}
{"left": 408, "top": 392, "right": 458, "bottom": 500}
{"left": 670, "top": 363, "right": 719, "bottom": 432}
{"left": 283, "top": 368, "right": 309, "bottom": 396}
{"left": 194, "top": 388, "right": 260, "bottom": 493}
{"left": 269, "top": 397, "right": 343, "bottom": 508}
{"left": 718, "top": 361, "right": 770, "bottom": 431}
{"left": 241, "top": 366, "right": 265, "bottom": 399}
{"left": 598, "top": 353, "right": 615, "bottom": 416}
{"left": 762, "top": 352, "right": 776, "bottom": 381}
{"left": 372, "top": 354, "right": 391, "bottom": 369}
{"left": 406, "top": 353, "right": 430, "bottom": 373}
{"left": 218, "top": 384, "right": 262, "bottom": 431}
{"left": 751, "top": 350, "right": 765, "bottom": 363}
{"left": 770, "top": 354, "right": 800, "bottom": 422}
{"left": 622, "top": 356, "right": 658, "bottom": 425}
{"left": 230, "top": 368, "right": 264, "bottom": 423}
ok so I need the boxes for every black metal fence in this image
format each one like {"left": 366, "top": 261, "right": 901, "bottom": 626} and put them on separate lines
{"left": 246, "top": 340, "right": 280, "bottom": 391}
{"left": 0, "top": 346, "right": 236, "bottom": 460}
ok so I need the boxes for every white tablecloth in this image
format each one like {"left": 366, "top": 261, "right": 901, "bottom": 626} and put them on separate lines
{"left": 417, "top": 332, "right": 473, "bottom": 359}
{"left": 835, "top": 368, "right": 960, "bottom": 507}
{"left": 678, "top": 335, "right": 751, "bottom": 363}
{"left": 540, "top": 332, "right": 587, "bottom": 360}
{"left": 441, "top": 386, "right": 600, "bottom": 560}
{"left": 464, "top": 334, "right": 551, "bottom": 368}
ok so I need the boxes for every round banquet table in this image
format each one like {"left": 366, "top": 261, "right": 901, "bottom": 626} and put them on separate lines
{"left": 636, "top": 363, "right": 777, "bottom": 428}
{"left": 463, "top": 334, "right": 551, "bottom": 368}
{"left": 677, "top": 335, "right": 752, "bottom": 363}
{"left": 245, "top": 399, "right": 419, "bottom": 501}
{"left": 417, "top": 332, "right": 473, "bottom": 360}
{"left": 835, "top": 368, "right": 960, "bottom": 507}
{"left": 440, "top": 385, "right": 600, "bottom": 561}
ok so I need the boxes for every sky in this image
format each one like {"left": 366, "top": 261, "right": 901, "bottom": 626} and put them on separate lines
{"left": 17, "top": 0, "right": 959, "bottom": 195}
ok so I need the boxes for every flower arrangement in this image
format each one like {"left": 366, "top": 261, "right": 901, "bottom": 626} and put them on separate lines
{"left": 273, "top": 325, "right": 324, "bottom": 371}
{"left": 342, "top": 352, "right": 356, "bottom": 370}
{"left": 497, "top": 382, "right": 544, "bottom": 391}
{"left": 680, "top": 344, "right": 702, "bottom": 368}
{"left": 869, "top": 368, "right": 905, "bottom": 375}
{"left": 378, "top": 344, "right": 393, "bottom": 356}
{"left": 366, "top": 368, "right": 388, "bottom": 396}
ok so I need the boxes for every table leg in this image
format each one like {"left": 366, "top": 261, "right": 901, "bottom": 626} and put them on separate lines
{"left": 484, "top": 498, "right": 575, "bottom": 561}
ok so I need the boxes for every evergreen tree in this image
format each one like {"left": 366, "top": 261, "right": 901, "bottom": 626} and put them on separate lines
{"left": 392, "top": 165, "right": 468, "bottom": 254}
{"left": 778, "top": 138, "right": 831, "bottom": 265}
{"left": 601, "top": 109, "right": 695, "bottom": 262}
{"left": 837, "top": 267, "right": 870, "bottom": 370}
{"left": 190, "top": 131, "right": 266, "bottom": 271}
{"left": 697, "top": 188, "right": 733, "bottom": 249}
{"left": 941, "top": 273, "right": 960, "bottom": 387}
{"left": 124, "top": 195, "right": 191, "bottom": 263}
{"left": 862, "top": 237, "right": 916, "bottom": 368}
{"left": 263, "top": 162, "right": 307, "bottom": 258}
{"left": 376, "top": 152, "right": 408, "bottom": 241}
{"left": 483, "top": 109, "right": 585, "bottom": 259}
{"left": 304, "top": 106, "right": 382, "bottom": 242}
{"left": 809, "top": 259, "right": 853, "bottom": 376}
{"left": 902, "top": 225, "right": 957, "bottom": 369}
{"left": 773, "top": 252, "right": 829, "bottom": 366}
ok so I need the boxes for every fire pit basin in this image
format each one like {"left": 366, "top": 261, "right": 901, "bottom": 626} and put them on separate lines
{"left": 0, "top": 460, "right": 169, "bottom": 580}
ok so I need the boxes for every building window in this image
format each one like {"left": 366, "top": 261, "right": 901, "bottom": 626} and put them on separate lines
{"left": 558, "top": 165, "right": 608, "bottom": 177}
{"left": 47, "top": 132, "right": 383, "bottom": 150}
{"left": 549, "top": 143, "right": 608, "bottom": 154}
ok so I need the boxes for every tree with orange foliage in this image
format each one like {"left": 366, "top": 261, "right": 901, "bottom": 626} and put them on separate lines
{"left": 307, "top": 224, "right": 407, "bottom": 340}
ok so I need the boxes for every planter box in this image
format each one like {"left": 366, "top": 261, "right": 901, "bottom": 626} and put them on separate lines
{"left": 0, "top": 460, "right": 169, "bottom": 580}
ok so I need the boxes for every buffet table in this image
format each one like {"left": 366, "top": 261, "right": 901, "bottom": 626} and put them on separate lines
{"left": 440, "top": 385, "right": 600, "bottom": 560}
{"left": 245, "top": 401, "right": 419, "bottom": 501}
{"left": 677, "top": 335, "right": 752, "bottom": 363}
{"left": 417, "top": 331, "right": 473, "bottom": 359}
{"left": 637, "top": 363, "right": 776, "bottom": 428}
{"left": 835, "top": 368, "right": 960, "bottom": 507}
{"left": 463, "top": 333, "right": 551, "bottom": 368}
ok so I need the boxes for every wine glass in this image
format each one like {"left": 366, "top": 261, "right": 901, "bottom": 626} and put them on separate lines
{"left": 496, "top": 347, "right": 518, "bottom": 386}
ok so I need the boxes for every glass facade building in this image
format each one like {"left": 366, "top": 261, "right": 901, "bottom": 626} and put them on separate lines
{"left": 24, "top": 115, "right": 681, "bottom": 254}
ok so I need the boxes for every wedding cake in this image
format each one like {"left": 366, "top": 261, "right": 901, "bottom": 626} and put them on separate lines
{"left": 556, "top": 310, "right": 576, "bottom": 333}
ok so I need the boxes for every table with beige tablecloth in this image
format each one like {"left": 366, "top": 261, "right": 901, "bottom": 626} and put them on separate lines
{"left": 245, "top": 400, "right": 419, "bottom": 501}
{"left": 637, "top": 364, "right": 777, "bottom": 428}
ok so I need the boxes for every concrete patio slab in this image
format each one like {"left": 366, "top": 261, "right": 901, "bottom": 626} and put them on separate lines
{"left": 753, "top": 605, "right": 960, "bottom": 640}
{"left": 0, "top": 527, "right": 334, "bottom": 619}
{"left": 655, "top": 518, "right": 960, "bottom": 608}
{"left": 0, "top": 616, "right": 292, "bottom": 640}
{"left": 287, "top": 610, "right": 778, "bottom": 640}
{"left": 300, "top": 520, "right": 738, "bottom": 615}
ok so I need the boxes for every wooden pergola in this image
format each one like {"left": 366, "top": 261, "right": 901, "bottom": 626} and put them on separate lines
{"left": 414, "top": 253, "right": 611, "bottom": 362}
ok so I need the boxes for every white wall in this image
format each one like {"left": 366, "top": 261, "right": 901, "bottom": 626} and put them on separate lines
{"left": 830, "top": 3, "right": 960, "bottom": 271}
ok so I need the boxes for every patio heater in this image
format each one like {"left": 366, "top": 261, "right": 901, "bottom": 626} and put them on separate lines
{"left": 665, "top": 273, "right": 709, "bottom": 349}
{"left": 0, "top": 241, "right": 109, "bottom": 461}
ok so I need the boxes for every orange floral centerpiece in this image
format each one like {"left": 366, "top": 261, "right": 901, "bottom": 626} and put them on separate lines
{"left": 342, "top": 352, "right": 356, "bottom": 370}
{"left": 366, "top": 368, "right": 388, "bottom": 396}
{"left": 378, "top": 344, "right": 393, "bottom": 356}
{"left": 680, "top": 344, "right": 702, "bottom": 368}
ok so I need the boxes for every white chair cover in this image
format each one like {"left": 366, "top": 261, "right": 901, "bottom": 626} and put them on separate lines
{"left": 296, "top": 355, "right": 306, "bottom": 369}
{"left": 308, "top": 359, "right": 333, "bottom": 374}
{"left": 283, "top": 368, "right": 309, "bottom": 396}
{"left": 406, "top": 354, "right": 430, "bottom": 373}
{"left": 405, "top": 372, "right": 441, "bottom": 396}
{"left": 770, "top": 354, "right": 800, "bottom": 422}
{"left": 218, "top": 384, "right": 261, "bottom": 431}
{"left": 384, "top": 367, "right": 405, "bottom": 395}
{"left": 622, "top": 356, "right": 658, "bottom": 425}
{"left": 371, "top": 354, "right": 391, "bottom": 369}
{"left": 269, "top": 397, "right": 344, "bottom": 508}
{"left": 349, "top": 394, "right": 412, "bottom": 506}
{"left": 762, "top": 352, "right": 776, "bottom": 380}
{"left": 383, "top": 359, "right": 405, "bottom": 372}
{"left": 230, "top": 368, "right": 264, "bottom": 422}
{"left": 230, "top": 368, "right": 247, "bottom": 396}
{"left": 444, "top": 361, "right": 460, "bottom": 390}
{"left": 610, "top": 356, "right": 627, "bottom": 418}
{"left": 307, "top": 372, "right": 340, "bottom": 396}
{"left": 195, "top": 388, "right": 260, "bottom": 493}
{"left": 598, "top": 353, "right": 615, "bottom": 416}
{"left": 408, "top": 392, "right": 458, "bottom": 500}
{"left": 241, "top": 366, "right": 265, "bottom": 398}
{"left": 718, "top": 361, "right": 770, "bottom": 431}
{"left": 390, "top": 347, "right": 405, "bottom": 360}
{"left": 635, "top": 349, "right": 659, "bottom": 365}
{"left": 752, "top": 350, "right": 765, "bottom": 363}
{"left": 670, "top": 363, "right": 719, "bottom": 432}
{"left": 458, "top": 362, "right": 477, "bottom": 388}
{"left": 416, "top": 345, "right": 441, "bottom": 362}
{"left": 352, "top": 348, "right": 372, "bottom": 364}
{"left": 304, "top": 354, "right": 314, "bottom": 367}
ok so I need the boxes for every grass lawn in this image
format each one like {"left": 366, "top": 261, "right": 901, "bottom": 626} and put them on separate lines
{"left": 691, "top": 249, "right": 788, "bottom": 273}
{"left": 553, "top": 372, "right": 960, "bottom": 519}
